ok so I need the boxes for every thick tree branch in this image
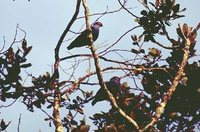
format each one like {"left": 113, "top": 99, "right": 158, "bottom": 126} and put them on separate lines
{"left": 81, "top": 0, "right": 140, "bottom": 130}
{"left": 54, "top": 0, "right": 81, "bottom": 60}
{"left": 53, "top": 1, "right": 81, "bottom": 132}
{"left": 142, "top": 24, "right": 194, "bottom": 131}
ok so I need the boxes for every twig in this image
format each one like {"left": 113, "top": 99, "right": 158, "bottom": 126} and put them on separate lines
{"left": 17, "top": 113, "right": 21, "bottom": 132}
{"left": 60, "top": 53, "right": 136, "bottom": 66}
{"left": 60, "top": 54, "right": 92, "bottom": 61}
{"left": 118, "top": 0, "right": 139, "bottom": 18}
{"left": 0, "top": 24, "right": 26, "bottom": 55}
{"left": 77, "top": 2, "right": 127, "bottom": 20}
{"left": 99, "top": 25, "right": 140, "bottom": 54}
{"left": 0, "top": 36, "right": 6, "bottom": 53}
{"left": 0, "top": 99, "right": 18, "bottom": 109}
{"left": 40, "top": 108, "right": 56, "bottom": 121}
{"left": 153, "top": 40, "right": 178, "bottom": 49}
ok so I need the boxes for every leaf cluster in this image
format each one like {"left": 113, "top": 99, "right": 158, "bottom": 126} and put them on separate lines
{"left": 138, "top": 0, "right": 185, "bottom": 42}
{"left": 0, "top": 39, "right": 32, "bottom": 101}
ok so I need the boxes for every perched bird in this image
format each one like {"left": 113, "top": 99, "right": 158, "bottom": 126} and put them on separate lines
{"left": 67, "top": 22, "right": 103, "bottom": 50}
{"left": 92, "top": 76, "right": 121, "bottom": 106}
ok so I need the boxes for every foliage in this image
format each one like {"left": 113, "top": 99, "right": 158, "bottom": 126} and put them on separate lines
{"left": 0, "top": 0, "right": 200, "bottom": 131}
{"left": 0, "top": 39, "right": 32, "bottom": 102}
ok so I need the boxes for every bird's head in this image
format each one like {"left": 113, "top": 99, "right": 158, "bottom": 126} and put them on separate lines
{"left": 110, "top": 76, "right": 121, "bottom": 85}
{"left": 93, "top": 22, "right": 103, "bottom": 28}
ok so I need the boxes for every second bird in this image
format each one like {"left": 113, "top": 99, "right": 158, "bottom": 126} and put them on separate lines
{"left": 67, "top": 22, "right": 103, "bottom": 50}
{"left": 92, "top": 76, "right": 121, "bottom": 106}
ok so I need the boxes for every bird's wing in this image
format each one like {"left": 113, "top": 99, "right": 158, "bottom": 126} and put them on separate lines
{"left": 67, "top": 30, "right": 88, "bottom": 50}
{"left": 92, "top": 81, "right": 120, "bottom": 106}
{"left": 106, "top": 81, "right": 120, "bottom": 96}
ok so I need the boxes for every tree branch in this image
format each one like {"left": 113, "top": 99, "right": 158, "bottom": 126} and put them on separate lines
{"left": 77, "top": 3, "right": 126, "bottom": 19}
{"left": 118, "top": 0, "right": 139, "bottom": 18}
{"left": 54, "top": 0, "right": 81, "bottom": 60}
{"left": 81, "top": 0, "right": 140, "bottom": 130}
{"left": 53, "top": 0, "right": 81, "bottom": 132}
{"left": 99, "top": 25, "right": 140, "bottom": 54}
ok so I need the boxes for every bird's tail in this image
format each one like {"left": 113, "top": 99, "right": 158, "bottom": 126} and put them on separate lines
{"left": 91, "top": 99, "right": 97, "bottom": 106}
{"left": 67, "top": 45, "right": 73, "bottom": 50}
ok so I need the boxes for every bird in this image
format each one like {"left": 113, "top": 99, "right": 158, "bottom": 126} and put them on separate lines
{"left": 67, "top": 22, "right": 103, "bottom": 50}
{"left": 92, "top": 76, "right": 121, "bottom": 106}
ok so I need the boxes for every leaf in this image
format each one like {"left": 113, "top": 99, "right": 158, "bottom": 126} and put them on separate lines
{"left": 44, "top": 118, "right": 51, "bottom": 121}
{"left": 189, "top": 29, "right": 197, "bottom": 43}
{"left": 85, "top": 91, "right": 93, "bottom": 98}
{"left": 22, "top": 39, "right": 32, "bottom": 57}
{"left": 176, "top": 25, "right": 184, "bottom": 39}
{"left": 181, "top": 77, "right": 188, "bottom": 86}
{"left": 32, "top": 77, "right": 38, "bottom": 86}
{"left": 0, "top": 119, "right": 6, "bottom": 130}
{"left": 93, "top": 113, "right": 103, "bottom": 119}
{"left": 79, "top": 125, "right": 90, "bottom": 132}
{"left": 172, "top": 4, "right": 180, "bottom": 13}
{"left": 183, "top": 23, "right": 189, "bottom": 37}
{"left": 77, "top": 96, "right": 84, "bottom": 103}
{"left": 144, "top": 34, "right": 154, "bottom": 42}
{"left": 47, "top": 104, "right": 53, "bottom": 109}
{"left": 71, "top": 120, "right": 78, "bottom": 126}
{"left": 72, "top": 99, "right": 78, "bottom": 104}
{"left": 131, "top": 49, "right": 140, "bottom": 54}
{"left": 49, "top": 121, "right": 52, "bottom": 127}
{"left": 7, "top": 48, "right": 14, "bottom": 63}
{"left": 33, "top": 100, "right": 41, "bottom": 108}
{"left": 165, "top": 0, "right": 173, "bottom": 8}
{"left": 67, "top": 111, "right": 73, "bottom": 120}
{"left": 140, "top": 49, "right": 145, "bottom": 53}
{"left": 20, "top": 63, "right": 32, "bottom": 68}
{"left": 82, "top": 116, "right": 87, "bottom": 124}
{"left": 165, "top": 21, "right": 171, "bottom": 26}
{"left": 132, "top": 42, "right": 139, "bottom": 46}
{"left": 22, "top": 39, "right": 27, "bottom": 52}
{"left": 140, "top": 10, "right": 147, "bottom": 16}
{"left": 45, "top": 72, "right": 51, "bottom": 78}
{"left": 122, "top": 82, "right": 128, "bottom": 88}
{"left": 131, "top": 34, "right": 137, "bottom": 41}
{"left": 76, "top": 107, "right": 84, "bottom": 115}
{"left": 180, "top": 7, "right": 186, "bottom": 12}
{"left": 138, "top": 34, "right": 143, "bottom": 42}
{"left": 89, "top": 116, "right": 95, "bottom": 120}
{"left": 23, "top": 46, "right": 32, "bottom": 57}
{"left": 148, "top": 48, "right": 161, "bottom": 57}
{"left": 0, "top": 119, "right": 10, "bottom": 131}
